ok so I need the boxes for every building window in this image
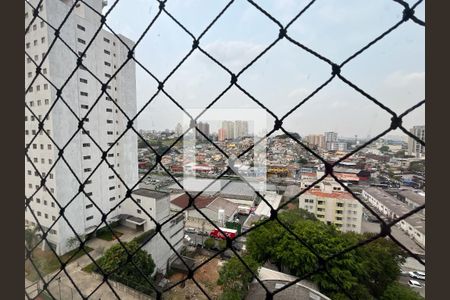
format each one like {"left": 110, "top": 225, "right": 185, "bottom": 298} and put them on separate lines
{"left": 78, "top": 38, "right": 86, "bottom": 45}
{"left": 83, "top": 155, "right": 91, "bottom": 160}
{"left": 52, "top": 216, "right": 56, "bottom": 221}
{"left": 44, "top": 83, "right": 48, "bottom": 90}
{"left": 34, "top": 40, "right": 37, "bottom": 46}
{"left": 137, "top": 209, "right": 142, "bottom": 214}
{"left": 82, "top": 143, "right": 90, "bottom": 147}
{"left": 33, "top": 24, "right": 37, "bottom": 31}
{"left": 106, "top": 120, "right": 113, "bottom": 124}
{"left": 104, "top": 50, "right": 110, "bottom": 55}
{"left": 86, "top": 216, "right": 94, "bottom": 221}
{"left": 86, "top": 204, "right": 93, "bottom": 209}
{"left": 106, "top": 108, "right": 113, "bottom": 112}
{"left": 80, "top": 78, "right": 88, "bottom": 84}
{"left": 40, "top": 21, "right": 44, "bottom": 28}
{"left": 84, "top": 168, "right": 92, "bottom": 172}
{"left": 51, "top": 202, "right": 55, "bottom": 208}
{"left": 109, "top": 197, "right": 116, "bottom": 201}
{"left": 104, "top": 61, "right": 111, "bottom": 67}
{"left": 37, "top": 212, "right": 42, "bottom": 216}
{"left": 77, "top": 24, "right": 85, "bottom": 31}
{"left": 45, "top": 99, "right": 49, "bottom": 105}
{"left": 80, "top": 91, "right": 88, "bottom": 96}
{"left": 109, "top": 186, "right": 115, "bottom": 190}
{"left": 108, "top": 175, "right": 114, "bottom": 179}
{"left": 81, "top": 104, "right": 89, "bottom": 109}
{"left": 44, "top": 213, "right": 48, "bottom": 219}
{"left": 337, "top": 203, "right": 344, "bottom": 207}
{"left": 26, "top": 43, "right": 30, "bottom": 49}
{"left": 41, "top": 37, "right": 45, "bottom": 44}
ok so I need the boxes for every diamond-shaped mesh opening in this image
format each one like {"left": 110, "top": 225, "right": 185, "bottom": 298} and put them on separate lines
{"left": 25, "top": 0, "right": 425, "bottom": 299}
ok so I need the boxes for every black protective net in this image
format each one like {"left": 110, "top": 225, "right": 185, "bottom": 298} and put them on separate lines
{"left": 25, "top": 0, "right": 425, "bottom": 299}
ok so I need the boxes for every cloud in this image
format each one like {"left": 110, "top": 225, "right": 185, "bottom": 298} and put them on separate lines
{"left": 203, "top": 40, "right": 265, "bottom": 72}
{"left": 384, "top": 71, "right": 425, "bottom": 88}
{"left": 287, "top": 87, "right": 309, "bottom": 99}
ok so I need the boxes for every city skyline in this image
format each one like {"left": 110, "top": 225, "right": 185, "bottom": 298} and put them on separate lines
{"left": 102, "top": 0, "right": 424, "bottom": 137}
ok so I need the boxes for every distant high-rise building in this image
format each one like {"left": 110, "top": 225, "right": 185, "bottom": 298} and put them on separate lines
{"left": 234, "top": 120, "right": 249, "bottom": 138}
{"left": 218, "top": 128, "right": 226, "bottom": 142}
{"left": 325, "top": 132, "right": 338, "bottom": 143}
{"left": 304, "top": 134, "right": 325, "bottom": 149}
{"left": 175, "top": 123, "right": 183, "bottom": 136}
{"left": 196, "top": 121, "right": 210, "bottom": 141}
{"left": 324, "top": 132, "right": 339, "bottom": 151}
{"left": 407, "top": 125, "right": 425, "bottom": 158}
{"left": 222, "top": 121, "right": 235, "bottom": 140}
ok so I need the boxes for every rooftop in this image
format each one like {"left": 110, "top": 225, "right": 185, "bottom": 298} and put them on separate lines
{"left": 398, "top": 189, "right": 425, "bottom": 206}
{"left": 206, "top": 197, "right": 239, "bottom": 217}
{"left": 170, "top": 194, "right": 215, "bottom": 210}
{"left": 132, "top": 188, "right": 169, "bottom": 200}
{"left": 362, "top": 187, "right": 425, "bottom": 234}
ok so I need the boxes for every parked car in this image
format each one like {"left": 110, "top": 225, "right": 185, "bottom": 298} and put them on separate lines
{"left": 185, "top": 227, "right": 197, "bottom": 234}
{"left": 408, "top": 280, "right": 422, "bottom": 288}
{"left": 409, "top": 271, "right": 425, "bottom": 280}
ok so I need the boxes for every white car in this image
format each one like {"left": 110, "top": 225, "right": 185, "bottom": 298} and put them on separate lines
{"left": 184, "top": 235, "right": 191, "bottom": 242}
{"left": 185, "top": 228, "right": 197, "bottom": 234}
{"left": 408, "top": 280, "right": 422, "bottom": 288}
{"left": 409, "top": 271, "right": 425, "bottom": 280}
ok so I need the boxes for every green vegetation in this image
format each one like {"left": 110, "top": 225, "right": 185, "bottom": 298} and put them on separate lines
{"left": 380, "top": 282, "right": 423, "bottom": 300}
{"left": 25, "top": 246, "right": 93, "bottom": 282}
{"left": 96, "top": 230, "right": 123, "bottom": 241}
{"left": 218, "top": 210, "right": 414, "bottom": 300}
{"left": 204, "top": 238, "right": 215, "bottom": 250}
{"left": 217, "top": 239, "right": 227, "bottom": 251}
{"left": 132, "top": 229, "right": 156, "bottom": 246}
{"left": 379, "top": 145, "right": 390, "bottom": 153}
{"left": 408, "top": 161, "right": 425, "bottom": 173}
{"left": 217, "top": 255, "right": 260, "bottom": 300}
{"left": 85, "top": 241, "right": 156, "bottom": 295}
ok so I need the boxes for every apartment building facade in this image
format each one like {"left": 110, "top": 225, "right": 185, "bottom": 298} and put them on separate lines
{"left": 407, "top": 125, "right": 425, "bottom": 158}
{"left": 298, "top": 178, "right": 363, "bottom": 233}
{"left": 25, "top": 0, "right": 137, "bottom": 255}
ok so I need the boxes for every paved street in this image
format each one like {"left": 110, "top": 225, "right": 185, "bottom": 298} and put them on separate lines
{"left": 399, "top": 274, "right": 425, "bottom": 298}
{"left": 26, "top": 225, "right": 146, "bottom": 299}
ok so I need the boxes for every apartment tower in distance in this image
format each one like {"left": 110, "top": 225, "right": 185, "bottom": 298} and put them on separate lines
{"left": 25, "top": 0, "right": 137, "bottom": 255}
{"left": 407, "top": 125, "right": 425, "bottom": 158}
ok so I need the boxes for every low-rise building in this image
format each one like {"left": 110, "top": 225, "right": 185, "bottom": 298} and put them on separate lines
{"left": 361, "top": 187, "right": 425, "bottom": 248}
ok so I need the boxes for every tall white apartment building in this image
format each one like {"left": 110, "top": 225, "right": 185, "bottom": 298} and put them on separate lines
{"left": 298, "top": 177, "right": 363, "bottom": 233}
{"left": 407, "top": 125, "right": 425, "bottom": 158}
{"left": 25, "top": 0, "right": 137, "bottom": 255}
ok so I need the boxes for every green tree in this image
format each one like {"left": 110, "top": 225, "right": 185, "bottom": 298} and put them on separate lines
{"left": 246, "top": 210, "right": 406, "bottom": 300}
{"left": 217, "top": 255, "right": 260, "bottom": 300}
{"left": 381, "top": 282, "right": 423, "bottom": 300}
{"left": 408, "top": 161, "right": 425, "bottom": 173}
{"left": 379, "top": 145, "right": 390, "bottom": 153}
{"left": 99, "top": 241, "right": 155, "bottom": 292}
{"left": 217, "top": 239, "right": 227, "bottom": 251}
{"left": 204, "top": 238, "right": 215, "bottom": 249}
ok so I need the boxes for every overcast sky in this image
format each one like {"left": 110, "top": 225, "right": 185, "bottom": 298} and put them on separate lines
{"left": 103, "top": 0, "right": 425, "bottom": 139}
